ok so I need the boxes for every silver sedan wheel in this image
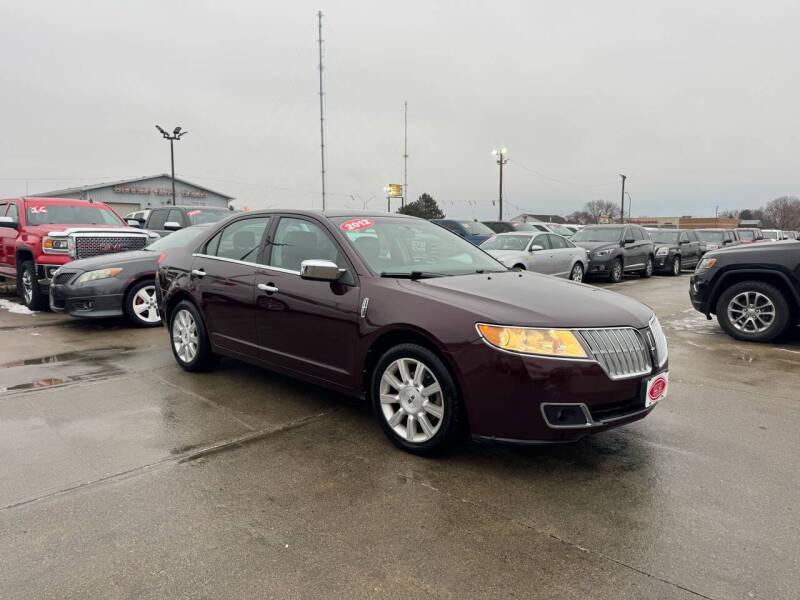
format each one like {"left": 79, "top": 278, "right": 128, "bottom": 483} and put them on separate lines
{"left": 727, "top": 291, "right": 775, "bottom": 334}
{"left": 172, "top": 309, "right": 199, "bottom": 363}
{"left": 21, "top": 270, "right": 33, "bottom": 303}
{"left": 132, "top": 285, "right": 160, "bottom": 323}
{"left": 570, "top": 263, "right": 584, "bottom": 282}
{"left": 379, "top": 358, "right": 444, "bottom": 443}
{"left": 672, "top": 257, "right": 681, "bottom": 275}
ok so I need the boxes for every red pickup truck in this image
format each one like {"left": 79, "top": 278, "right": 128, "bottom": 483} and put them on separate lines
{"left": 0, "top": 197, "right": 151, "bottom": 310}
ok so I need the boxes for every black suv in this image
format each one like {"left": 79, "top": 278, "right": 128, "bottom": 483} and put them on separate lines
{"left": 690, "top": 241, "right": 800, "bottom": 342}
{"left": 571, "top": 224, "right": 655, "bottom": 282}
{"left": 126, "top": 205, "right": 233, "bottom": 236}
{"left": 648, "top": 228, "right": 703, "bottom": 275}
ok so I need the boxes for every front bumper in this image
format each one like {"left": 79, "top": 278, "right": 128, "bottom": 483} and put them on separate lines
{"left": 451, "top": 338, "right": 666, "bottom": 443}
{"left": 689, "top": 274, "right": 712, "bottom": 314}
{"left": 49, "top": 272, "right": 125, "bottom": 318}
{"left": 586, "top": 253, "right": 616, "bottom": 275}
{"left": 655, "top": 254, "right": 676, "bottom": 272}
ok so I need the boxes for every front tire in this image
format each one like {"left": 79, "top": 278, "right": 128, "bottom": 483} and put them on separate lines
{"left": 371, "top": 343, "right": 464, "bottom": 456}
{"left": 169, "top": 301, "right": 214, "bottom": 371}
{"left": 124, "top": 280, "right": 162, "bottom": 327}
{"left": 670, "top": 256, "right": 681, "bottom": 276}
{"left": 640, "top": 256, "right": 654, "bottom": 278}
{"left": 569, "top": 262, "right": 584, "bottom": 282}
{"left": 17, "top": 260, "right": 46, "bottom": 310}
{"left": 716, "top": 281, "right": 790, "bottom": 342}
{"left": 608, "top": 259, "right": 623, "bottom": 283}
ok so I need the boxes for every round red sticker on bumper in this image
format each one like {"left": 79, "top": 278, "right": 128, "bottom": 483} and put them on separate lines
{"left": 340, "top": 218, "right": 374, "bottom": 232}
{"left": 649, "top": 376, "right": 667, "bottom": 402}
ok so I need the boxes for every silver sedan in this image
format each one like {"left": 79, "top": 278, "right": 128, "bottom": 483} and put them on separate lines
{"left": 480, "top": 232, "right": 589, "bottom": 281}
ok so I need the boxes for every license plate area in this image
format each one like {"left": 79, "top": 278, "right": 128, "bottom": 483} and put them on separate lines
{"left": 645, "top": 371, "right": 668, "bottom": 407}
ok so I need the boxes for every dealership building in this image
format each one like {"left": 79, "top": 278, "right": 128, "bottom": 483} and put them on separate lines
{"left": 33, "top": 174, "right": 234, "bottom": 217}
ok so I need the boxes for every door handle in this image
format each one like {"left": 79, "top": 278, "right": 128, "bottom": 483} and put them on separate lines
{"left": 191, "top": 269, "right": 206, "bottom": 278}
{"left": 258, "top": 283, "right": 279, "bottom": 293}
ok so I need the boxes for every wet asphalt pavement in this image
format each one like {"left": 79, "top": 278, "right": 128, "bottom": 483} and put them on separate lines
{"left": 0, "top": 275, "right": 798, "bottom": 599}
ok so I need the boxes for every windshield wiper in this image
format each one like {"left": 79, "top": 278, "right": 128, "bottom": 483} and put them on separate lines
{"left": 380, "top": 271, "right": 444, "bottom": 279}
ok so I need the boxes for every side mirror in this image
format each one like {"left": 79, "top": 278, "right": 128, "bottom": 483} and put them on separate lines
{"left": 163, "top": 221, "right": 182, "bottom": 231}
{"left": 126, "top": 219, "right": 142, "bottom": 228}
{"left": 300, "top": 259, "right": 345, "bottom": 281}
{"left": 723, "top": 239, "right": 731, "bottom": 245}
{"left": 529, "top": 244, "right": 543, "bottom": 252}
{"left": 0, "top": 216, "right": 18, "bottom": 229}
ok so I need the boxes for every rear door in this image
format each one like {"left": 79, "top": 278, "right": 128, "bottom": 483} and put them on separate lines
{"left": 682, "top": 231, "right": 700, "bottom": 266}
{"left": 254, "top": 215, "right": 361, "bottom": 388}
{"left": 191, "top": 215, "right": 272, "bottom": 357}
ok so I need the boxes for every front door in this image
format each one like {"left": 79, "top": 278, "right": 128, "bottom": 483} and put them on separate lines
{"left": 191, "top": 215, "right": 272, "bottom": 357}
{"left": 528, "top": 233, "right": 555, "bottom": 274}
{"left": 255, "top": 216, "right": 361, "bottom": 388}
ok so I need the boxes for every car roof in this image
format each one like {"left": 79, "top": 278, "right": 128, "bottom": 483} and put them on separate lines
{"left": 156, "top": 205, "right": 232, "bottom": 210}
{"left": 582, "top": 223, "right": 628, "bottom": 228}
{"left": 234, "top": 209, "right": 422, "bottom": 221}
{"left": 494, "top": 231, "right": 536, "bottom": 236}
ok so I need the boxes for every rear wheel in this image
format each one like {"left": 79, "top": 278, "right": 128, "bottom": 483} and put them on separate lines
{"left": 169, "top": 301, "right": 214, "bottom": 371}
{"left": 371, "top": 343, "right": 464, "bottom": 456}
{"left": 671, "top": 256, "right": 681, "bottom": 276}
{"left": 640, "top": 256, "right": 654, "bottom": 278}
{"left": 569, "top": 262, "right": 584, "bottom": 282}
{"left": 17, "top": 260, "right": 46, "bottom": 310}
{"left": 716, "top": 281, "right": 790, "bottom": 342}
{"left": 124, "top": 280, "right": 162, "bottom": 327}
{"left": 609, "top": 259, "right": 623, "bottom": 283}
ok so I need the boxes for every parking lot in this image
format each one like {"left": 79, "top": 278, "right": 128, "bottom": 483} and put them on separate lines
{"left": 1, "top": 274, "right": 798, "bottom": 599}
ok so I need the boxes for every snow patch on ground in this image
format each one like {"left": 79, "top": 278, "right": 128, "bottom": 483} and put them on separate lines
{"left": 0, "top": 299, "right": 37, "bottom": 315}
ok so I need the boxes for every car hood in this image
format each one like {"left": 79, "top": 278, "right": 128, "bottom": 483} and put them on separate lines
{"left": 573, "top": 241, "right": 618, "bottom": 252}
{"left": 23, "top": 223, "right": 135, "bottom": 237}
{"left": 59, "top": 250, "right": 157, "bottom": 272}
{"left": 653, "top": 242, "right": 678, "bottom": 250}
{"left": 400, "top": 271, "right": 654, "bottom": 329}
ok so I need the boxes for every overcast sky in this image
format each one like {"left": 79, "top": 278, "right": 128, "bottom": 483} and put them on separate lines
{"left": 1, "top": 0, "right": 798, "bottom": 219}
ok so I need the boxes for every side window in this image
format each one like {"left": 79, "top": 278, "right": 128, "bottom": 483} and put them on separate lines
{"left": 0, "top": 202, "right": 6, "bottom": 216}
{"left": 148, "top": 210, "right": 168, "bottom": 230}
{"left": 6, "top": 202, "right": 19, "bottom": 222}
{"left": 679, "top": 232, "right": 689, "bottom": 243}
{"left": 549, "top": 234, "right": 567, "bottom": 249}
{"left": 166, "top": 209, "right": 185, "bottom": 226}
{"left": 633, "top": 228, "right": 645, "bottom": 241}
{"left": 439, "top": 221, "right": 464, "bottom": 236}
{"left": 207, "top": 217, "right": 270, "bottom": 263}
{"left": 269, "top": 217, "right": 343, "bottom": 272}
{"left": 532, "top": 235, "right": 551, "bottom": 250}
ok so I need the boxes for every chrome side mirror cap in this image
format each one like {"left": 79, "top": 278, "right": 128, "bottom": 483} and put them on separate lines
{"left": 0, "top": 216, "right": 18, "bottom": 229}
{"left": 126, "top": 219, "right": 142, "bottom": 228}
{"left": 163, "top": 221, "right": 182, "bottom": 231}
{"left": 300, "top": 259, "right": 345, "bottom": 281}
{"left": 529, "top": 244, "right": 543, "bottom": 252}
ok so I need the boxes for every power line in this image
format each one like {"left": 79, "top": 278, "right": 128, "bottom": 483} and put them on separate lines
{"left": 508, "top": 159, "right": 619, "bottom": 188}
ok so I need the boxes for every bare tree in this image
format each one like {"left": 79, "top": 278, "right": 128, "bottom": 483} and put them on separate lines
{"left": 763, "top": 196, "right": 800, "bottom": 230}
{"left": 565, "top": 210, "right": 591, "bottom": 225}
{"left": 583, "top": 199, "right": 619, "bottom": 224}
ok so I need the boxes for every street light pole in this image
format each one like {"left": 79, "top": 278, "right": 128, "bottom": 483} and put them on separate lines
{"left": 156, "top": 125, "right": 188, "bottom": 206}
{"left": 492, "top": 148, "right": 508, "bottom": 220}
{"left": 619, "top": 174, "right": 627, "bottom": 223}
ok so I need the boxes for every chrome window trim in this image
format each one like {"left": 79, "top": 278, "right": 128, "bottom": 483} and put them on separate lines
{"left": 192, "top": 253, "right": 299, "bottom": 275}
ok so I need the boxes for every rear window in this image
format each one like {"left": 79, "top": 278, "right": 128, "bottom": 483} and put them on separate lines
{"left": 25, "top": 204, "right": 125, "bottom": 226}
{"left": 738, "top": 230, "right": 755, "bottom": 240}
{"left": 459, "top": 221, "right": 494, "bottom": 236}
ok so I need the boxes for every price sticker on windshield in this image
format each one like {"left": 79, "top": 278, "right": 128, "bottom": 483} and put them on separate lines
{"left": 340, "top": 218, "right": 374, "bottom": 232}
{"left": 30, "top": 206, "right": 47, "bottom": 214}
{"left": 186, "top": 210, "right": 202, "bottom": 216}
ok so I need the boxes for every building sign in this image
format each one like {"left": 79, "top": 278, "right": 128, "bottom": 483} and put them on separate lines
{"left": 113, "top": 185, "right": 207, "bottom": 199}
{"left": 113, "top": 185, "right": 152, "bottom": 195}
{"left": 387, "top": 184, "right": 403, "bottom": 198}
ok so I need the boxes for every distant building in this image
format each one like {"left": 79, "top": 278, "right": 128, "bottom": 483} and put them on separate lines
{"left": 511, "top": 213, "right": 566, "bottom": 223}
{"left": 32, "top": 174, "right": 234, "bottom": 217}
{"left": 738, "top": 219, "right": 763, "bottom": 228}
{"left": 628, "top": 216, "right": 739, "bottom": 229}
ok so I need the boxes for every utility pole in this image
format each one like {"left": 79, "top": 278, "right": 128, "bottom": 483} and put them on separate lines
{"left": 715, "top": 205, "right": 719, "bottom": 227}
{"left": 155, "top": 125, "right": 188, "bottom": 206}
{"left": 625, "top": 191, "right": 632, "bottom": 221}
{"left": 619, "top": 174, "right": 627, "bottom": 223}
{"left": 317, "top": 10, "right": 327, "bottom": 211}
{"left": 403, "top": 101, "right": 408, "bottom": 208}
{"left": 492, "top": 148, "right": 508, "bottom": 220}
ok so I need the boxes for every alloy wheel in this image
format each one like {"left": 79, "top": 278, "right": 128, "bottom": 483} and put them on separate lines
{"left": 645, "top": 257, "right": 653, "bottom": 276}
{"left": 726, "top": 291, "right": 775, "bottom": 334}
{"left": 672, "top": 257, "right": 681, "bottom": 275}
{"left": 570, "top": 263, "right": 584, "bottom": 282}
{"left": 172, "top": 309, "right": 199, "bottom": 363}
{"left": 612, "top": 261, "right": 622, "bottom": 281}
{"left": 379, "top": 358, "right": 445, "bottom": 443}
{"left": 132, "top": 285, "right": 160, "bottom": 323}
{"left": 21, "top": 270, "right": 33, "bottom": 303}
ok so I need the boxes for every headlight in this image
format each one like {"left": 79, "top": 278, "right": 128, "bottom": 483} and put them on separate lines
{"left": 696, "top": 257, "right": 717, "bottom": 272}
{"left": 477, "top": 324, "right": 587, "bottom": 358}
{"left": 42, "top": 236, "right": 70, "bottom": 254}
{"left": 655, "top": 246, "right": 669, "bottom": 256}
{"left": 592, "top": 248, "right": 613, "bottom": 257}
{"left": 74, "top": 268, "right": 123, "bottom": 284}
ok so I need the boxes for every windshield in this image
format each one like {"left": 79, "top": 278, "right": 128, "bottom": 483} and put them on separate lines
{"left": 650, "top": 231, "right": 680, "bottom": 243}
{"left": 25, "top": 204, "right": 125, "bottom": 226}
{"left": 186, "top": 208, "right": 231, "bottom": 225}
{"left": 334, "top": 216, "right": 505, "bottom": 277}
{"left": 548, "top": 224, "right": 574, "bottom": 236}
{"left": 762, "top": 230, "right": 778, "bottom": 239}
{"left": 480, "top": 234, "right": 531, "bottom": 251}
{"left": 146, "top": 225, "right": 210, "bottom": 251}
{"left": 738, "top": 230, "right": 755, "bottom": 240}
{"left": 695, "top": 230, "right": 724, "bottom": 242}
{"left": 571, "top": 227, "right": 623, "bottom": 243}
{"left": 458, "top": 220, "right": 494, "bottom": 236}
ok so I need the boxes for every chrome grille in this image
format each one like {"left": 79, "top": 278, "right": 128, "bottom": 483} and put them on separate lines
{"left": 575, "top": 328, "right": 652, "bottom": 380}
{"left": 74, "top": 235, "right": 146, "bottom": 259}
{"left": 648, "top": 316, "right": 668, "bottom": 367}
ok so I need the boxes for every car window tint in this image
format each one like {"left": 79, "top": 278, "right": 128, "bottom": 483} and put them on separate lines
{"left": 208, "top": 217, "right": 270, "bottom": 263}
{"left": 269, "top": 217, "right": 342, "bottom": 272}
{"left": 148, "top": 210, "right": 168, "bottom": 229}
{"left": 6, "top": 203, "right": 18, "bottom": 221}
{"left": 533, "top": 234, "right": 551, "bottom": 250}
{"left": 679, "top": 232, "right": 689, "bottom": 243}
{"left": 548, "top": 234, "right": 567, "bottom": 249}
{"left": 0, "top": 202, "right": 7, "bottom": 216}
{"left": 439, "top": 221, "right": 463, "bottom": 235}
{"left": 166, "top": 209, "right": 184, "bottom": 225}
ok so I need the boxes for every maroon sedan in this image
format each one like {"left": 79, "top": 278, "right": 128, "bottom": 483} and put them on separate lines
{"left": 156, "top": 211, "right": 669, "bottom": 455}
